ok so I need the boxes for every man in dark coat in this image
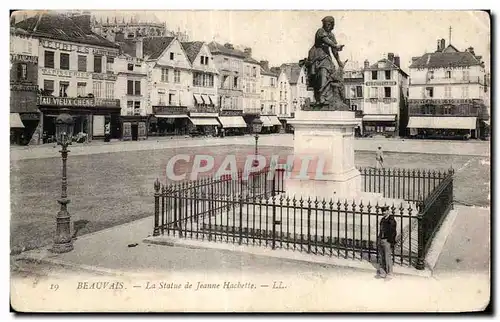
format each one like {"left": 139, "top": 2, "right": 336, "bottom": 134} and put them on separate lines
{"left": 377, "top": 206, "right": 397, "bottom": 278}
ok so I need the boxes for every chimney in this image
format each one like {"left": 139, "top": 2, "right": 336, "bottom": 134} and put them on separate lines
{"left": 467, "top": 46, "right": 475, "bottom": 56}
{"left": 436, "top": 39, "right": 442, "bottom": 52}
{"left": 135, "top": 38, "right": 143, "bottom": 59}
{"left": 394, "top": 55, "right": 401, "bottom": 68}
{"left": 115, "top": 31, "right": 124, "bottom": 42}
{"left": 244, "top": 47, "right": 252, "bottom": 57}
{"left": 71, "top": 14, "right": 92, "bottom": 34}
{"left": 441, "top": 39, "right": 446, "bottom": 50}
{"left": 223, "top": 43, "right": 234, "bottom": 49}
{"left": 387, "top": 52, "right": 395, "bottom": 62}
{"left": 363, "top": 59, "right": 369, "bottom": 69}
{"left": 260, "top": 60, "right": 269, "bottom": 71}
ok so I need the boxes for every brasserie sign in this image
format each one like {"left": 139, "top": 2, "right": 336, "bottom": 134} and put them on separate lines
{"left": 41, "top": 68, "right": 92, "bottom": 79}
{"left": 38, "top": 96, "right": 94, "bottom": 107}
{"left": 408, "top": 99, "right": 474, "bottom": 104}
{"left": 153, "top": 106, "right": 188, "bottom": 115}
{"left": 10, "top": 54, "right": 38, "bottom": 64}
{"left": 365, "top": 81, "right": 397, "bottom": 86}
{"left": 42, "top": 40, "right": 118, "bottom": 57}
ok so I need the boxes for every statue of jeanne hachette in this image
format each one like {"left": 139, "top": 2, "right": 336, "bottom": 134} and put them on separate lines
{"left": 301, "top": 16, "right": 349, "bottom": 111}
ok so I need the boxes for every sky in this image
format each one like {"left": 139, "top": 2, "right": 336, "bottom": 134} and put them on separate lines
{"left": 13, "top": 10, "right": 490, "bottom": 72}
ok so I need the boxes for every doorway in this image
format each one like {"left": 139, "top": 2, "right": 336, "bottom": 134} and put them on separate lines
{"left": 131, "top": 123, "right": 138, "bottom": 141}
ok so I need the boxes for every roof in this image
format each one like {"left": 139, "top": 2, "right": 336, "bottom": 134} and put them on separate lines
{"left": 181, "top": 41, "right": 204, "bottom": 63}
{"left": 261, "top": 67, "right": 278, "bottom": 77}
{"left": 365, "top": 58, "right": 409, "bottom": 77}
{"left": 244, "top": 56, "right": 260, "bottom": 65}
{"left": 409, "top": 45, "right": 482, "bottom": 69}
{"left": 280, "top": 63, "right": 303, "bottom": 84}
{"left": 208, "top": 41, "right": 246, "bottom": 58}
{"left": 116, "top": 41, "right": 137, "bottom": 57}
{"left": 142, "top": 37, "right": 175, "bottom": 60}
{"left": 14, "top": 13, "right": 119, "bottom": 49}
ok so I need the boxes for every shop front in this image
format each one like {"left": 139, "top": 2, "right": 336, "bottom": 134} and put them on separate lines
{"left": 121, "top": 116, "right": 148, "bottom": 141}
{"left": 10, "top": 86, "right": 40, "bottom": 145}
{"left": 362, "top": 114, "right": 398, "bottom": 138}
{"left": 260, "top": 115, "right": 282, "bottom": 134}
{"left": 37, "top": 96, "right": 121, "bottom": 143}
{"left": 407, "top": 116, "right": 478, "bottom": 140}
{"left": 188, "top": 112, "right": 220, "bottom": 137}
{"left": 152, "top": 106, "right": 191, "bottom": 136}
{"left": 218, "top": 110, "right": 247, "bottom": 136}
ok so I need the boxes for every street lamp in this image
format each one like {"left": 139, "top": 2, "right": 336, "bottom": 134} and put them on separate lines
{"left": 252, "top": 117, "right": 263, "bottom": 167}
{"left": 50, "top": 109, "right": 74, "bottom": 253}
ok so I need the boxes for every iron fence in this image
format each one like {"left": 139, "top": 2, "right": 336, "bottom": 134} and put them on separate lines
{"left": 153, "top": 167, "right": 454, "bottom": 270}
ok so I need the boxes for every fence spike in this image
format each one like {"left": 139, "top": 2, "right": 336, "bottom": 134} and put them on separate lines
{"left": 322, "top": 198, "right": 327, "bottom": 207}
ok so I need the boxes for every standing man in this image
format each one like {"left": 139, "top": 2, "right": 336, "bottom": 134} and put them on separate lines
{"left": 377, "top": 206, "right": 397, "bottom": 278}
{"left": 375, "top": 146, "right": 384, "bottom": 169}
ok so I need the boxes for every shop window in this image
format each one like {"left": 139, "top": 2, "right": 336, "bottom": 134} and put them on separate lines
{"left": 44, "top": 51, "right": 55, "bottom": 68}
{"left": 60, "top": 53, "right": 70, "bottom": 70}
{"left": 78, "top": 55, "right": 87, "bottom": 72}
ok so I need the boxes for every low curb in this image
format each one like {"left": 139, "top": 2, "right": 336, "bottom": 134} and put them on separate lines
{"left": 143, "top": 236, "right": 432, "bottom": 278}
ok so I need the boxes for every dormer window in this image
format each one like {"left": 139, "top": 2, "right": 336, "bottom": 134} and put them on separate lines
{"left": 445, "top": 70, "right": 452, "bottom": 78}
{"left": 170, "top": 52, "right": 174, "bottom": 60}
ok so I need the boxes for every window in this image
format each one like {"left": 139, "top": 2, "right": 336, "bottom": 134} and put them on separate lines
{"left": 161, "top": 68, "right": 169, "bottom": 82}
{"left": 17, "top": 63, "right": 27, "bottom": 80}
{"left": 77, "top": 82, "right": 87, "bottom": 97}
{"left": 462, "top": 86, "right": 469, "bottom": 98}
{"left": 169, "top": 92, "right": 175, "bottom": 105}
{"left": 443, "top": 105, "right": 453, "bottom": 115}
{"left": 134, "top": 81, "right": 141, "bottom": 95}
{"left": 170, "top": 52, "right": 174, "bottom": 60}
{"left": 158, "top": 91, "right": 166, "bottom": 105}
{"left": 93, "top": 81, "right": 103, "bottom": 98}
{"left": 284, "top": 91, "right": 288, "bottom": 100}
{"left": 427, "top": 70, "right": 434, "bottom": 80}
{"left": 105, "top": 82, "right": 114, "bottom": 99}
{"left": 127, "top": 101, "right": 133, "bottom": 115}
{"left": 356, "top": 86, "right": 363, "bottom": 97}
{"left": 127, "top": 63, "right": 134, "bottom": 71}
{"left": 425, "top": 87, "right": 434, "bottom": 98}
{"left": 371, "top": 71, "right": 378, "bottom": 80}
{"left": 384, "top": 87, "right": 391, "bottom": 98}
{"left": 94, "top": 56, "right": 102, "bottom": 73}
{"left": 174, "top": 70, "right": 180, "bottom": 83}
{"left": 200, "top": 56, "right": 204, "bottom": 65}
{"left": 279, "top": 104, "right": 283, "bottom": 115}
{"left": 106, "top": 57, "right": 114, "bottom": 73}
{"left": 78, "top": 55, "right": 87, "bottom": 72}
{"left": 462, "top": 70, "right": 470, "bottom": 81}
{"left": 301, "top": 76, "right": 304, "bottom": 84}
{"left": 233, "top": 76, "right": 238, "bottom": 89}
{"left": 134, "top": 101, "right": 141, "bottom": 115}
{"left": 444, "top": 86, "right": 451, "bottom": 98}
{"left": 252, "top": 67, "right": 257, "bottom": 77}
{"left": 385, "top": 70, "right": 391, "bottom": 80}
{"left": 350, "top": 87, "right": 356, "bottom": 98}
{"left": 44, "top": 51, "right": 55, "bottom": 68}
{"left": 59, "top": 81, "right": 69, "bottom": 97}
{"left": 445, "top": 70, "right": 452, "bottom": 78}
{"left": 127, "top": 80, "right": 134, "bottom": 95}
{"left": 59, "top": 53, "right": 70, "bottom": 70}
{"left": 43, "top": 80, "right": 54, "bottom": 95}
{"left": 351, "top": 105, "right": 358, "bottom": 111}
{"left": 370, "top": 87, "right": 378, "bottom": 98}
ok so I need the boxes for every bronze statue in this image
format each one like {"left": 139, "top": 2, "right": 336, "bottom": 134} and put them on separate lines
{"left": 301, "top": 16, "right": 349, "bottom": 111}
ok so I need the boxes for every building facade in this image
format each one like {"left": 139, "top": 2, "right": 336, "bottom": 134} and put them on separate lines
{"left": 208, "top": 42, "right": 247, "bottom": 135}
{"left": 241, "top": 48, "right": 262, "bottom": 131}
{"left": 362, "top": 53, "right": 409, "bottom": 137}
{"left": 15, "top": 13, "right": 122, "bottom": 143}
{"left": 144, "top": 36, "right": 193, "bottom": 136}
{"left": 343, "top": 61, "right": 364, "bottom": 135}
{"left": 10, "top": 27, "right": 40, "bottom": 145}
{"left": 407, "top": 39, "right": 489, "bottom": 139}
{"left": 259, "top": 61, "right": 278, "bottom": 115}
{"left": 114, "top": 38, "right": 149, "bottom": 140}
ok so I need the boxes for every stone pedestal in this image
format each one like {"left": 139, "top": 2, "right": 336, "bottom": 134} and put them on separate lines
{"left": 286, "top": 110, "right": 367, "bottom": 202}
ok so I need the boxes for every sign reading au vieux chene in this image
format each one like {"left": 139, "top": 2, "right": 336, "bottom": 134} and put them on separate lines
{"left": 38, "top": 96, "right": 94, "bottom": 107}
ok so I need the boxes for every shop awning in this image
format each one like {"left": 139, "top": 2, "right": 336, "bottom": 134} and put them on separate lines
{"left": 363, "top": 114, "right": 396, "bottom": 122}
{"left": 190, "top": 117, "right": 220, "bottom": 126}
{"left": 218, "top": 116, "right": 247, "bottom": 128}
{"left": 155, "top": 115, "right": 190, "bottom": 119}
{"left": 10, "top": 113, "right": 24, "bottom": 128}
{"left": 193, "top": 94, "right": 203, "bottom": 104}
{"left": 266, "top": 115, "right": 282, "bottom": 126}
{"left": 260, "top": 116, "right": 273, "bottom": 127}
{"left": 201, "top": 95, "right": 211, "bottom": 104}
{"left": 407, "top": 116, "right": 477, "bottom": 130}
{"left": 209, "top": 96, "right": 217, "bottom": 105}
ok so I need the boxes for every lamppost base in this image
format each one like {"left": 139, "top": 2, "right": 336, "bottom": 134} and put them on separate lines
{"left": 50, "top": 242, "right": 74, "bottom": 254}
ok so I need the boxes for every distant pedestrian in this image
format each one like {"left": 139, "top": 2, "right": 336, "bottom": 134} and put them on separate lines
{"left": 377, "top": 206, "right": 397, "bottom": 279}
{"left": 375, "top": 146, "right": 384, "bottom": 169}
